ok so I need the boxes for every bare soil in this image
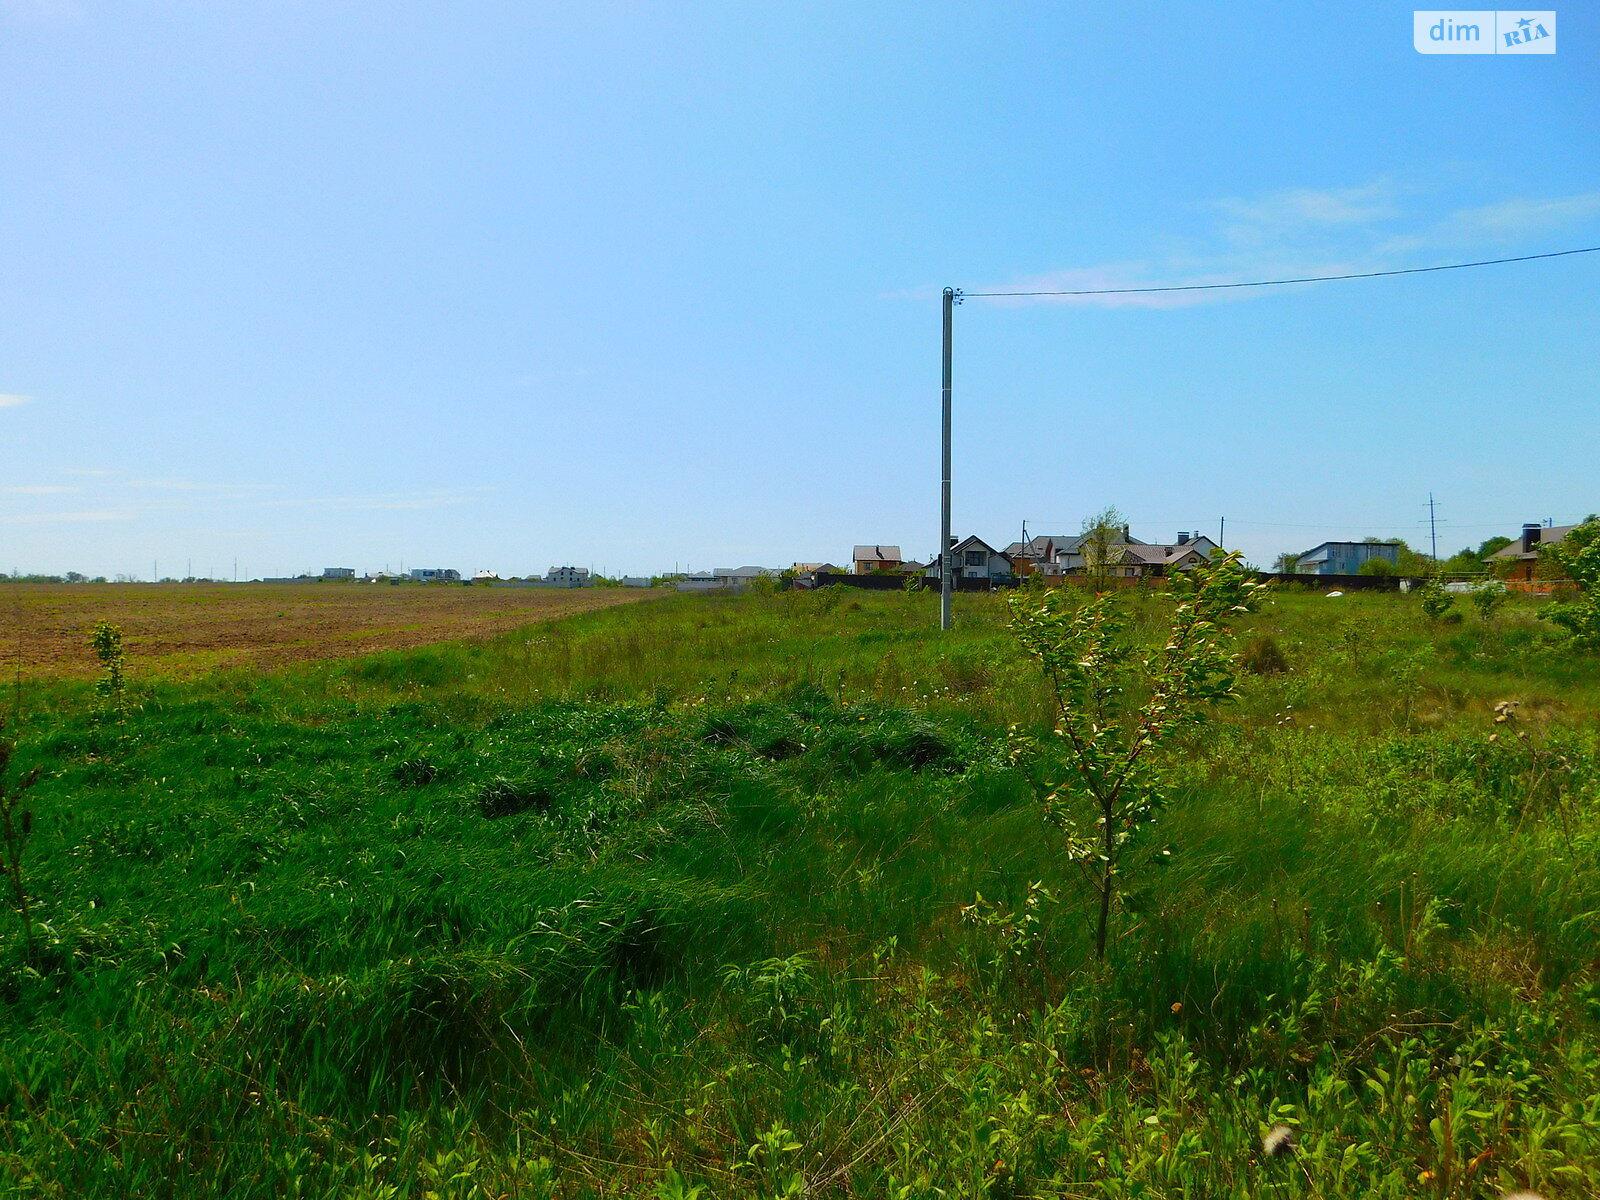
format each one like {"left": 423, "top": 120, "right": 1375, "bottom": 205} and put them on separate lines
{"left": 0, "top": 583, "right": 660, "bottom": 679}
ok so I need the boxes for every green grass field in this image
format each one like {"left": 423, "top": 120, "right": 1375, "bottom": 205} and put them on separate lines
{"left": 2, "top": 585, "right": 1598, "bottom": 1198}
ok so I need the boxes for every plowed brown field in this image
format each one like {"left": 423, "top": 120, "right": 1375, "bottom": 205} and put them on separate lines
{"left": 0, "top": 583, "right": 660, "bottom": 679}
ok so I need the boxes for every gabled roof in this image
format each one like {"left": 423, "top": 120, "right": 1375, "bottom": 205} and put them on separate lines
{"left": 1007, "top": 534, "right": 1085, "bottom": 560}
{"left": 852, "top": 545, "right": 902, "bottom": 562}
{"left": 950, "top": 535, "right": 1007, "bottom": 557}
{"left": 1489, "top": 525, "right": 1580, "bottom": 560}
{"left": 1118, "top": 544, "right": 1169, "bottom": 565}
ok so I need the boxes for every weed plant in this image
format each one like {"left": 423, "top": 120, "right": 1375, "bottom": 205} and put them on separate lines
{"left": 1, "top": 586, "right": 1599, "bottom": 1196}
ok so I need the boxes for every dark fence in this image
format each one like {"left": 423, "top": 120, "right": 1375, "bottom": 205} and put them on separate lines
{"left": 812, "top": 573, "right": 1022, "bottom": 593}
{"left": 812, "top": 572, "right": 913, "bottom": 591}
{"left": 809, "top": 571, "right": 1424, "bottom": 594}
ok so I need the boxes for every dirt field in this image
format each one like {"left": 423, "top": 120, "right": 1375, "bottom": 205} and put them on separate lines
{"left": 0, "top": 583, "right": 661, "bottom": 679}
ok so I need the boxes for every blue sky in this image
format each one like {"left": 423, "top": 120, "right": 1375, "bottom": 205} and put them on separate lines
{"left": 3, "top": 1, "right": 1597, "bottom": 578}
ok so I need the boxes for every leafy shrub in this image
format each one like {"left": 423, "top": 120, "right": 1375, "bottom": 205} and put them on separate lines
{"left": 1009, "top": 552, "right": 1266, "bottom": 958}
{"left": 1470, "top": 580, "right": 1509, "bottom": 621}
{"left": 1419, "top": 579, "right": 1457, "bottom": 622}
{"left": 89, "top": 619, "right": 127, "bottom": 723}
{"left": 1539, "top": 516, "right": 1600, "bottom": 649}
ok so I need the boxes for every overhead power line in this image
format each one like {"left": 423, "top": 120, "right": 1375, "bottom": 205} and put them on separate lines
{"left": 962, "top": 245, "right": 1600, "bottom": 298}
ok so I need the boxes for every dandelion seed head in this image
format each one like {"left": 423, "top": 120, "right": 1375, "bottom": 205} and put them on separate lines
{"left": 1261, "top": 1125, "right": 1295, "bottom": 1158}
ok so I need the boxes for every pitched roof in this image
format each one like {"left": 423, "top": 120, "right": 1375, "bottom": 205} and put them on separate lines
{"left": 1118, "top": 544, "right": 1169, "bottom": 564}
{"left": 1489, "top": 525, "right": 1581, "bottom": 560}
{"left": 852, "top": 545, "right": 902, "bottom": 562}
{"left": 1008, "top": 534, "right": 1086, "bottom": 558}
{"left": 950, "top": 535, "right": 1009, "bottom": 558}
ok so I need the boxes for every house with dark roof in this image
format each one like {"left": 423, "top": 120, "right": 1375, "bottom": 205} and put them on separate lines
{"left": 1488, "top": 523, "right": 1582, "bottom": 583}
{"left": 1003, "top": 534, "right": 1084, "bottom": 580}
{"left": 923, "top": 535, "right": 1014, "bottom": 583}
{"left": 1006, "top": 530, "right": 1217, "bottom": 580}
{"left": 1116, "top": 532, "right": 1219, "bottom": 577}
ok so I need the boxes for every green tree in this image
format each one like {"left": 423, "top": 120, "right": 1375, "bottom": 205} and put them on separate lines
{"left": 1357, "top": 557, "right": 1398, "bottom": 577}
{"left": 90, "top": 619, "right": 127, "bottom": 724}
{"left": 1271, "top": 551, "right": 1300, "bottom": 574}
{"left": 1393, "top": 540, "right": 1432, "bottom": 576}
{"left": 1471, "top": 580, "right": 1509, "bottom": 621}
{"left": 1008, "top": 552, "right": 1267, "bottom": 959}
{"left": 1078, "top": 505, "right": 1129, "bottom": 592}
{"left": 1441, "top": 546, "right": 1487, "bottom": 576}
{"left": 1477, "top": 535, "right": 1513, "bottom": 559}
{"left": 1538, "top": 516, "right": 1600, "bottom": 648}
{"left": 1419, "top": 576, "right": 1457, "bottom": 621}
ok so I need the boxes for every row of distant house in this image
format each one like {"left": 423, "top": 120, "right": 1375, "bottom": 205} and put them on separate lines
{"left": 692, "top": 518, "right": 1581, "bottom": 593}
{"left": 263, "top": 520, "right": 1578, "bottom": 594}
{"left": 263, "top": 566, "right": 652, "bottom": 588}
{"left": 779, "top": 528, "right": 1222, "bottom": 590}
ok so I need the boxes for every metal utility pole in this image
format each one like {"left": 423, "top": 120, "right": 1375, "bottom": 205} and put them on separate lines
{"left": 1426, "top": 493, "right": 1439, "bottom": 562}
{"left": 940, "top": 287, "right": 958, "bottom": 630}
{"left": 1219, "top": 516, "right": 1226, "bottom": 548}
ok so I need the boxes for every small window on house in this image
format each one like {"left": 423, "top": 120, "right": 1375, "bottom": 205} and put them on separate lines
{"left": 1125, "top": 567, "right": 1136, "bottom": 577}
{"left": 965, "top": 551, "right": 985, "bottom": 566}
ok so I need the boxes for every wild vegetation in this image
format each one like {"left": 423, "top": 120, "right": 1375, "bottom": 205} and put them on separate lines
{"left": 2, "top": 580, "right": 1599, "bottom": 1197}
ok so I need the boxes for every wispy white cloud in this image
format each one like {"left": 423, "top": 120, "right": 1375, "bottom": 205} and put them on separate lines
{"left": 121, "top": 477, "right": 274, "bottom": 492}
{"left": 0, "top": 510, "right": 134, "bottom": 525}
{"left": 0, "top": 394, "right": 34, "bottom": 408}
{"left": 2, "top": 485, "right": 79, "bottom": 495}
{"left": 62, "top": 468, "right": 114, "bottom": 477}
{"left": 976, "top": 182, "right": 1600, "bottom": 308}
{"left": 260, "top": 488, "right": 489, "bottom": 512}
{"left": 1215, "top": 182, "right": 1401, "bottom": 246}
{"left": 1425, "top": 190, "right": 1600, "bottom": 243}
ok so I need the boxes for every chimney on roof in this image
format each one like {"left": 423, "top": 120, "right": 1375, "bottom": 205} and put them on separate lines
{"left": 1177, "top": 531, "right": 1190, "bottom": 545}
{"left": 1522, "top": 523, "right": 1541, "bottom": 553}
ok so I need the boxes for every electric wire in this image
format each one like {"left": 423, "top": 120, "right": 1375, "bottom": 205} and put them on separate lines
{"left": 961, "top": 245, "right": 1600, "bottom": 298}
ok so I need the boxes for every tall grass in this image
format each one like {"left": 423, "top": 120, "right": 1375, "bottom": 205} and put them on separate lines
{"left": 2, "top": 585, "right": 1598, "bottom": 1196}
